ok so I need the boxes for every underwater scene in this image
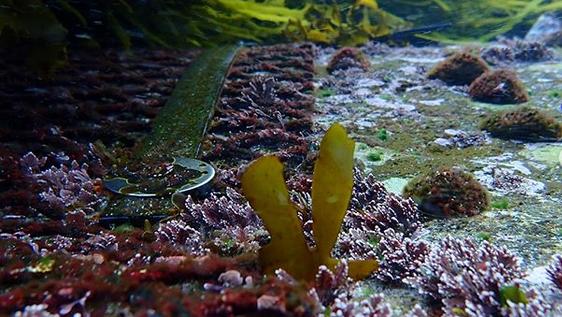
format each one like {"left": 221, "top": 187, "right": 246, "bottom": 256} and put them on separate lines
{"left": 1, "top": 1, "right": 562, "bottom": 316}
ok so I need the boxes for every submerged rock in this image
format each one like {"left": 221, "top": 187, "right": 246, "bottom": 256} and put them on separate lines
{"left": 469, "top": 69, "right": 529, "bottom": 104}
{"left": 403, "top": 167, "right": 490, "bottom": 218}
{"left": 427, "top": 51, "right": 490, "bottom": 86}
{"left": 525, "top": 13, "right": 562, "bottom": 46}
{"left": 480, "top": 106, "right": 562, "bottom": 141}
{"left": 327, "top": 47, "right": 370, "bottom": 74}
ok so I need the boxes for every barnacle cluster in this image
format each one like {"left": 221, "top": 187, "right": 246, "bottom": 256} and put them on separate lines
{"left": 403, "top": 167, "right": 490, "bottom": 217}
{"left": 469, "top": 70, "right": 529, "bottom": 104}
{"left": 427, "top": 52, "right": 490, "bottom": 85}
{"left": 480, "top": 106, "right": 562, "bottom": 141}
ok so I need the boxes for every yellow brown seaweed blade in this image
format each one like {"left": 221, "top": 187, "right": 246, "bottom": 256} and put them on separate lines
{"left": 241, "top": 155, "right": 315, "bottom": 279}
{"left": 311, "top": 123, "right": 355, "bottom": 261}
{"left": 348, "top": 259, "right": 379, "bottom": 280}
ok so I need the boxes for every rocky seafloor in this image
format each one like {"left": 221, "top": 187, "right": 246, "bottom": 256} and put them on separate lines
{"left": 313, "top": 41, "right": 562, "bottom": 315}
{"left": 1, "top": 38, "right": 561, "bottom": 316}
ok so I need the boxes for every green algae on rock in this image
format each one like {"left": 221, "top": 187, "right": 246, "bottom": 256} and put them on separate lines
{"left": 427, "top": 51, "right": 490, "bottom": 85}
{"left": 403, "top": 167, "right": 490, "bottom": 218}
{"left": 137, "top": 45, "right": 238, "bottom": 162}
{"left": 480, "top": 106, "right": 562, "bottom": 141}
{"left": 469, "top": 69, "right": 529, "bottom": 104}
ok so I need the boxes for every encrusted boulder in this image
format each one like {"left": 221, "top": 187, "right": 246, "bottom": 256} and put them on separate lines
{"left": 469, "top": 69, "right": 529, "bottom": 104}
{"left": 327, "top": 47, "right": 370, "bottom": 74}
{"left": 427, "top": 52, "right": 490, "bottom": 85}
{"left": 403, "top": 167, "right": 490, "bottom": 218}
{"left": 480, "top": 106, "right": 562, "bottom": 141}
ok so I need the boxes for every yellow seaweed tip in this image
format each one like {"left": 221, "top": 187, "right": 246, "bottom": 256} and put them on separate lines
{"left": 241, "top": 123, "right": 378, "bottom": 281}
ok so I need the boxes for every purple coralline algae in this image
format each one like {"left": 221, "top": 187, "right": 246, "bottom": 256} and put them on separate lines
{"left": 156, "top": 188, "right": 266, "bottom": 255}
{"left": 310, "top": 262, "right": 393, "bottom": 317}
{"left": 376, "top": 228, "right": 430, "bottom": 285}
{"left": 330, "top": 293, "right": 392, "bottom": 317}
{"left": 19, "top": 152, "right": 102, "bottom": 214}
{"left": 411, "top": 237, "right": 550, "bottom": 316}
{"left": 349, "top": 172, "right": 422, "bottom": 237}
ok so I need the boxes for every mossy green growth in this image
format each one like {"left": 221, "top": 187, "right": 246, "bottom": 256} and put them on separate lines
{"left": 137, "top": 45, "right": 238, "bottom": 162}
{"left": 377, "top": 128, "right": 389, "bottom": 141}
{"left": 317, "top": 88, "right": 335, "bottom": 98}
{"left": 366, "top": 151, "right": 383, "bottom": 161}
{"left": 112, "top": 224, "right": 136, "bottom": 234}
{"left": 476, "top": 231, "right": 492, "bottom": 242}
{"left": 547, "top": 90, "right": 561, "bottom": 98}
{"left": 491, "top": 198, "right": 510, "bottom": 209}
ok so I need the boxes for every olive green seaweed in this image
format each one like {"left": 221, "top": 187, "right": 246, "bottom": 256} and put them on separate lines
{"left": 382, "top": 0, "right": 562, "bottom": 42}
{"left": 4, "top": 0, "right": 559, "bottom": 74}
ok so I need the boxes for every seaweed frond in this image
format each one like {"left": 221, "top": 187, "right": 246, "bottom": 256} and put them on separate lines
{"left": 241, "top": 123, "right": 378, "bottom": 280}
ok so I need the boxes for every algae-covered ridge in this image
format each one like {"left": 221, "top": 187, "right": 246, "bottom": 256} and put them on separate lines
{"left": 137, "top": 45, "right": 238, "bottom": 162}
{"left": 102, "top": 46, "right": 237, "bottom": 219}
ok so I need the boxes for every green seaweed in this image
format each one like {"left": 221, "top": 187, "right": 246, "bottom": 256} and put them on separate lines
{"left": 1, "top": 0, "right": 407, "bottom": 74}
{"left": 377, "top": 128, "right": 389, "bottom": 141}
{"left": 0, "top": 0, "right": 67, "bottom": 75}
{"left": 380, "top": 0, "right": 562, "bottom": 42}
{"left": 491, "top": 198, "right": 510, "bottom": 210}
{"left": 499, "top": 285, "right": 529, "bottom": 307}
{"left": 6, "top": 0, "right": 560, "bottom": 74}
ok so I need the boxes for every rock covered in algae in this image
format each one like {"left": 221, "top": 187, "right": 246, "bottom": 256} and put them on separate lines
{"left": 403, "top": 167, "right": 490, "bottom": 218}
{"left": 480, "top": 106, "right": 562, "bottom": 141}
{"left": 468, "top": 69, "right": 529, "bottom": 104}
{"left": 327, "top": 47, "right": 370, "bottom": 74}
{"left": 427, "top": 52, "right": 490, "bottom": 85}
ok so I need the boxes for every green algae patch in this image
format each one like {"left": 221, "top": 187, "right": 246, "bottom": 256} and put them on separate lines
{"left": 137, "top": 45, "right": 238, "bottom": 161}
{"left": 382, "top": 177, "right": 410, "bottom": 195}
{"left": 355, "top": 142, "right": 396, "bottom": 168}
{"left": 521, "top": 144, "right": 562, "bottom": 167}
